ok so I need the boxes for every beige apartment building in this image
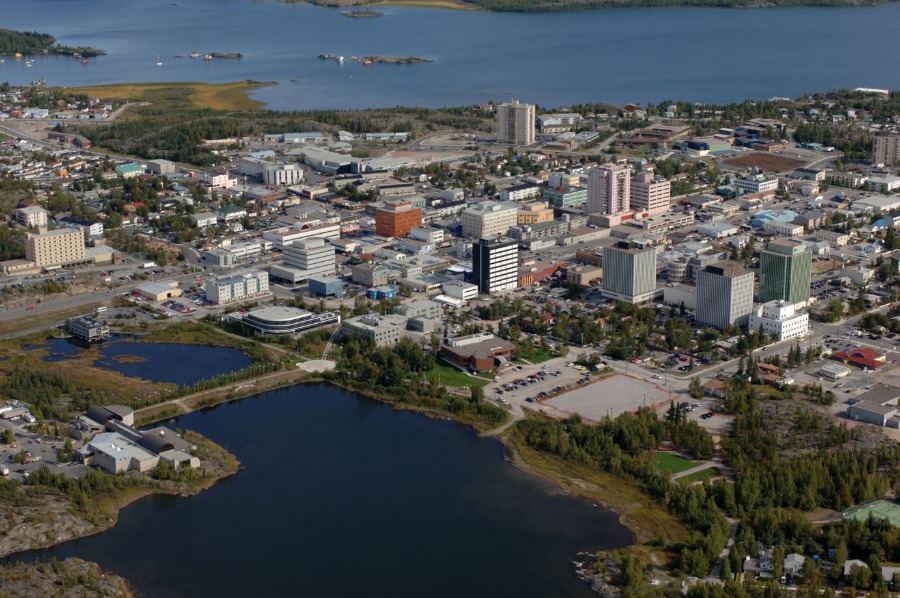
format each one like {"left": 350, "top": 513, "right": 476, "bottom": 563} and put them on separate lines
{"left": 874, "top": 130, "right": 900, "bottom": 166}
{"left": 587, "top": 163, "right": 631, "bottom": 215}
{"left": 26, "top": 228, "right": 86, "bottom": 267}
{"left": 497, "top": 100, "right": 535, "bottom": 146}
{"left": 461, "top": 201, "right": 519, "bottom": 239}
{"left": 630, "top": 172, "right": 671, "bottom": 215}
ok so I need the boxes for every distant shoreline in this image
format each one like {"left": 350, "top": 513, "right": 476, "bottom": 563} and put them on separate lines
{"left": 305, "top": 0, "right": 887, "bottom": 12}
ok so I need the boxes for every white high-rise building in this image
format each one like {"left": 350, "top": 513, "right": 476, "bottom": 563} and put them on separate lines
{"left": 587, "top": 163, "right": 631, "bottom": 215}
{"left": 283, "top": 238, "right": 336, "bottom": 278}
{"left": 497, "top": 100, "right": 535, "bottom": 146}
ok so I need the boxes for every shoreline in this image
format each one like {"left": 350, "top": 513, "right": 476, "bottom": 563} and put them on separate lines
{"left": 0, "top": 431, "right": 240, "bottom": 561}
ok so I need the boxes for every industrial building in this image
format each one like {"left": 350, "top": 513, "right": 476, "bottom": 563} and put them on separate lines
{"left": 239, "top": 306, "right": 340, "bottom": 335}
{"left": 473, "top": 235, "right": 519, "bottom": 295}
{"left": 758, "top": 239, "right": 811, "bottom": 306}
{"left": 696, "top": 261, "right": 754, "bottom": 330}
{"left": 601, "top": 241, "right": 656, "bottom": 304}
{"left": 134, "top": 281, "right": 183, "bottom": 302}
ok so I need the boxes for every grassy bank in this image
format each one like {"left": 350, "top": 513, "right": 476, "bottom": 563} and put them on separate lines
{"left": 502, "top": 424, "right": 690, "bottom": 548}
{"left": 71, "top": 81, "right": 276, "bottom": 111}
{"left": 0, "top": 303, "right": 102, "bottom": 337}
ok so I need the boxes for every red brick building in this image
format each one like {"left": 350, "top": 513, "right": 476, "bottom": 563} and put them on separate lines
{"left": 375, "top": 200, "right": 422, "bottom": 238}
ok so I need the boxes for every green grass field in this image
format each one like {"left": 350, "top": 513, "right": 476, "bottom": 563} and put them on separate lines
{"left": 678, "top": 467, "right": 720, "bottom": 484}
{"left": 653, "top": 452, "right": 698, "bottom": 474}
{"left": 844, "top": 500, "right": 900, "bottom": 527}
{"left": 428, "top": 360, "right": 489, "bottom": 388}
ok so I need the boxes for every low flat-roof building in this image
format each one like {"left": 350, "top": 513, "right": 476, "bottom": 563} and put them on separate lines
{"left": 77, "top": 432, "right": 159, "bottom": 474}
{"left": 66, "top": 315, "right": 110, "bottom": 343}
{"left": 239, "top": 306, "right": 340, "bottom": 335}
{"left": 340, "top": 313, "right": 408, "bottom": 347}
{"left": 135, "top": 281, "right": 183, "bottom": 302}
{"left": 309, "top": 276, "right": 343, "bottom": 298}
{"left": 848, "top": 401, "right": 897, "bottom": 426}
{"left": 439, "top": 332, "right": 517, "bottom": 373}
{"left": 819, "top": 363, "right": 851, "bottom": 380}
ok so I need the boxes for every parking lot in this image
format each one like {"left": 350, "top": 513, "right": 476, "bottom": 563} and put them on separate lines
{"left": 484, "top": 357, "right": 594, "bottom": 417}
{"left": 0, "top": 419, "right": 84, "bottom": 481}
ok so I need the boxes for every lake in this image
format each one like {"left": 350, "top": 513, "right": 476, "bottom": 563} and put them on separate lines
{"left": 6, "top": 384, "right": 632, "bottom": 597}
{"left": 1, "top": 0, "right": 899, "bottom": 109}
{"left": 93, "top": 340, "right": 253, "bottom": 385}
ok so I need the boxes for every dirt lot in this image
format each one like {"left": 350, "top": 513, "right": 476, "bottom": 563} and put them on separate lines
{"left": 544, "top": 374, "right": 673, "bottom": 421}
{"left": 722, "top": 152, "right": 807, "bottom": 173}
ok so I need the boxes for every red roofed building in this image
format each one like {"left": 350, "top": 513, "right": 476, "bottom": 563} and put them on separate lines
{"left": 832, "top": 347, "right": 886, "bottom": 370}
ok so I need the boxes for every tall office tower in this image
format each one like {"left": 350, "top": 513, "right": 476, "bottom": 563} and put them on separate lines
{"left": 587, "top": 163, "right": 631, "bottom": 215}
{"left": 601, "top": 241, "right": 656, "bottom": 304}
{"left": 629, "top": 172, "right": 671, "bottom": 215}
{"left": 758, "top": 239, "right": 812, "bottom": 306}
{"left": 497, "top": 100, "right": 535, "bottom": 146}
{"left": 472, "top": 236, "right": 519, "bottom": 294}
{"left": 696, "top": 261, "right": 755, "bottom": 330}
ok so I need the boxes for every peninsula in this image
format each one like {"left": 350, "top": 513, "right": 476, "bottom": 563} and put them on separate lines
{"left": 0, "top": 28, "right": 105, "bottom": 58}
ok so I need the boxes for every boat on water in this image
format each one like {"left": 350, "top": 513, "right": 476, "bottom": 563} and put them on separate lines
{"left": 338, "top": 56, "right": 344, "bottom": 63}
{"left": 156, "top": 54, "right": 163, "bottom": 66}
{"left": 14, "top": 52, "right": 22, "bottom": 58}
{"left": 203, "top": 54, "right": 213, "bottom": 61}
{"left": 81, "top": 59, "right": 88, "bottom": 65}
{"left": 190, "top": 51, "right": 200, "bottom": 58}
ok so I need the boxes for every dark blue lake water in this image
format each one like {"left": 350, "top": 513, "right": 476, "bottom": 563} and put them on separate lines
{"left": 1, "top": 0, "right": 898, "bottom": 109}
{"left": 6, "top": 384, "right": 632, "bottom": 597}
{"left": 93, "top": 341, "right": 252, "bottom": 385}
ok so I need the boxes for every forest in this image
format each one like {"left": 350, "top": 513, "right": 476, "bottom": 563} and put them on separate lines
{"left": 520, "top": 375, "right": 900, "bottom": 590}
{"left": 0, "top": 28, "right": 105, "bottom": 57}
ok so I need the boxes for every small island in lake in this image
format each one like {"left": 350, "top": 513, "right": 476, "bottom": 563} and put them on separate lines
{"left": 341, "top": 8, "right": 385, "bottom": 16}
{"left": 360, "top": 55, "right": 433, "bottom": 64}
{"left": 208, "top": 51, "right": 244, "bottom": 59}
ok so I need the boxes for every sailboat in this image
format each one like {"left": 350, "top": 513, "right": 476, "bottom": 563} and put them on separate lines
{"left": 155, "top": 54, "right": 163, "bottom": 66}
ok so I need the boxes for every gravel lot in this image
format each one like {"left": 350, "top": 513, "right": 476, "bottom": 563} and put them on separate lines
{"left": 544, "top": 374, "right": 673, "bottom": 421}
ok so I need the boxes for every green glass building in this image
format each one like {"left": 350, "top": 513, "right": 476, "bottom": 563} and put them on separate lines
{"left": 758, "top": 239, "right": 812, "bottom": 305}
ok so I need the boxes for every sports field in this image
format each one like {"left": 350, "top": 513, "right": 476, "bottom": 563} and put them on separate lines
{"left": 844, "top": 500, "right": 900, "bottom": 527}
